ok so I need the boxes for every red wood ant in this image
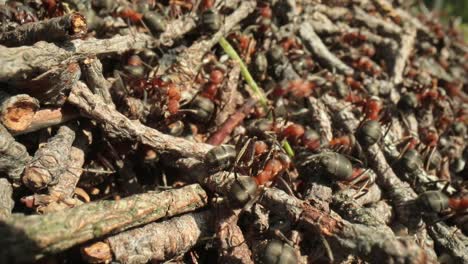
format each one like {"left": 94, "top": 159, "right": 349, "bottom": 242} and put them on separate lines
{"left": 342, "top": 31, "right": 367, "bottom": 45}
{"left": 255, "top": 152, "right": 291, "bottom": 186}
{"left": 117, "top": 7, "right": 143, "bottom": 23}
{"left": 200, "top": 69, "right": 225, "bottom": 100}
{"left": 351, "top": 56, "right": 382, "bottom": 76}
{"left": 274, "top": 79, "right": 316, "bottom": 98}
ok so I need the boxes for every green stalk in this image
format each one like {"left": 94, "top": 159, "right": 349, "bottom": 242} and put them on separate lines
{"left": 219, "top": 37, "right": 268, "bottom": 108}
{"left": 282, "top": 139, "right": 295, "bottom": 157}
{"left": 219, "top": 37, "right": 293, "bottom": 156}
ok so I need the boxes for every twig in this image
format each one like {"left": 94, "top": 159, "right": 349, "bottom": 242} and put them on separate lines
{"left": 11, "top": 105, "right": 79, "bottom": 136}
{"left": 0, "top": 124, "right": 31, "bottom": 181}
{"left": 214, "top": 63, "right": 243, "bottom": 127}
{"left": 216, "top": 206, "right": 254, "bottom": 264}
{"left": 207, "top": 98, "right": 257, "bottom": 145}
{"left": 7, "top": 62, "right": 82, "bottom": 106}
{"left": 299, "top": 22, "right": 354, "bottom": 75}
{"left": 0, "top": 13, "right": 87, "bottom": 47}
{"left": 392, "top": 27, "right": 417, "bottom": 84}
{"left": 0, "top": 33, "right": 155, "bottom": 82}
{"left": 260, "top": 187, "right": 430, "bottom": 263}
{"left": 84, "top": 211, "right": 213, "bottom": 264}
{"left": 164, "top": 1, "right": 256, "bottom": 92}
{"left": 81, "top": 56, "right": 114, "bottom": 107}
{"left": 427, "top": 222, "right": 468, "bottom": 263}
{"left": 36, "top": 128, "right": 91, "bottom": 213}
{"left": 22, "top": 124, "right": 76, "bottom": 191}
{"left": 0, "top": 178, "right": 13, "bottom": 220}
{"left": 67, "top": 81, "right": 213, "bottom": 160}
{"left": 0, "top": 184, "right": 208, "bottom": 263}
{"left": 352, "top": 6, "right": 402, "bottom": 36}
{"left": 307, "top": 97, "right": 333, "bottom": 143}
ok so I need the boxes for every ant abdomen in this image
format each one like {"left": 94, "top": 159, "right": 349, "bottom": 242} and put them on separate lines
{"left": 205, "top": 144, "right": 236, "bottom": 171}
{"left": 356, "top": 120, "right": 382, "bottom": 147}
{"left": 417, "top": 191, "right": 449, "bottom": 213}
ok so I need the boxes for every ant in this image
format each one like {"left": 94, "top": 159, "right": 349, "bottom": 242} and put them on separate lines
{"left": 300, "top": 152, "right": 374, "bottom": 191}
{"left": 342, "top": 31, "right": 367, "bottom": 46}
{"left": 415, "top": 190, "right": 468, "bottom": 232}
{"left": 274, "top": 79, "right": 317, "bottom": 98}
{"left": 262, "top": 239, "right": 297, "bottom": 264}
{"left": 117, "top": 7, "right": 143, "bottom": 24}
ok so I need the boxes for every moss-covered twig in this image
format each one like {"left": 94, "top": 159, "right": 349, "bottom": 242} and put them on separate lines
{"left": 0, "top": 184, "right": 208, "bottom": 263}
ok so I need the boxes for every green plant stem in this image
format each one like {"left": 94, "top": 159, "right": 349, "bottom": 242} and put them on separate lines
{"left": 219, "top": 37, "right": 268, "bottom": 108}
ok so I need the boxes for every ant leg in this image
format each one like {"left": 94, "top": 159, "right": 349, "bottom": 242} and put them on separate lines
{"left": 319, "top": 233, "right": 334, "bottom": 263}
{"left": 425, "top": 146, "right": 436, "bottom": 171}
{"left": 228, "top": 137, "right": 253, "bottom": 178}
{"left": 277, "top": 173, "right": 295, "bottom": 196}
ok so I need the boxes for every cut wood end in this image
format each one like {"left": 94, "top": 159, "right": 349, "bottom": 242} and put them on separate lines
{"left": 81, "top": 242, "right": 112, "bottom": 264}
{"left": 1, "top": 96, "right": 39, "bottom": 132}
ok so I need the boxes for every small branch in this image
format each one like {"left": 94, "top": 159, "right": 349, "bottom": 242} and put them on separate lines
{"left": 207, "top": 98, "right": 256, "bottom": 145}
{"left": 0, "top": 13, "right": 87, "bottom": 47}
{"left": 352, "top": 6, "right": 402, "bottom": 36}
{"left": 68, "top": 82, "right": 212, "bottom": 160}
{"left": 0, "top": 124, "right": 31, "bottom": 181}
{"left": 214, "top": 64, "right": 242, "bottom": 127}
{"left": 11, "top": 105, "right": 79, "bottom": 136}
{"left": 427, "top": 222, "right": 468, "bottom": 263}
{"left": 8, "top": 62, "right": 82, "bottom": 106}
{"left": 0, "top": 178, "right": 13, "bottom": 220}
{"left": 22, "top": 124, "right": 76, "bottom": 191}
{"left": 260, "top": 188, "right": 430, "bottom": 263}
{"left": 0, "top": 33, "right": 155, "bottom": 82}
{"left": 37, "top": 128, "right": 91, "bottom": 213}
{"left": 0, "top": 91, "right": 40, "bottom": 133}
{"left": 81, "top": 56, "right": 114, "bottom": 107}
{"left": 307, "top": 97, "right": 333, "bottom": 143}
{"left": 159, "top": 14, "right": 197, "bottom": 47}
{"left": 392, "top": 27, "right": 417, "bottom": 85}
{"left": 0, "top": 184, "right": 208, "bottom": 263}
{"left": 165, "top": 1, "right": 256, "bottom": 92}
{"left": 88, "top": 211, "right": 213, "bottom": 264}
{"left": 216, "top": 206, "right": 254, "bottom": 264}
{"left": 299, "top": 22, "right": 354, "bottom": 75}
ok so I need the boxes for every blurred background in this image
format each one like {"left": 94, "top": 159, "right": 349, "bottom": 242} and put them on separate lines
{"left": 423, "top": 0, "right": 468, "bottom": 39}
